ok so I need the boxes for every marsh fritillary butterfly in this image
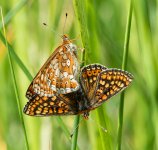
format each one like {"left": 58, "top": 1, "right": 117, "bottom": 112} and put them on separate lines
{"left": 24, "top": 64, "right": 133, "bottom": 119}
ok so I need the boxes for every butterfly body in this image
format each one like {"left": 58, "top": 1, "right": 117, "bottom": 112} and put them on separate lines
{"left": 24, "top": 64, "right": 133, "bottom": 119}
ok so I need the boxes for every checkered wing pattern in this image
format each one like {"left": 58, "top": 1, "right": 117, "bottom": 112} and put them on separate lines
{"left": 24, "top": 83, "right": 79, "bottom": 116}
{"left": 26, "top": 35, "right": 80, "bottom": 99}
{"left": 80, "top": 64, "right": 133, "bottom": 109}
{"left": 24, "top": 63, "right": 133, "bottom": 118}
{"left": 80, "top": 64, "right": 107, "bottom": 100}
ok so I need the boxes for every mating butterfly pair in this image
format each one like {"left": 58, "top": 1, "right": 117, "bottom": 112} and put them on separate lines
{"left": 23, "top": 35, "right": 133, "bottom": 119}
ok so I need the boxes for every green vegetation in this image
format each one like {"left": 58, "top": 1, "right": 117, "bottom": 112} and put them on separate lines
{"left": 0, "top": 0, "right": 158, "bottom": 150}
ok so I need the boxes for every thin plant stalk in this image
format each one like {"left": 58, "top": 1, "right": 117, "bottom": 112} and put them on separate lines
{"left": 71, "top": 116, "right": 80, "bottom": 150}
{"left": 0, "top": 7, "right": 29, "bottom": 150}
{"left": 0, "top": 0, "right": 27, "bottom": 29}
{"left": 133, "top": 0, "right": 158, "bottom": 148}
{"left": 117, "top": 2, "right": 133, "bottom": 150}
{"left": 71, "top": 0, "right": 88, "bottom": 149}
{"left": 0, "top": 31, "right": 33, "bottom": 81}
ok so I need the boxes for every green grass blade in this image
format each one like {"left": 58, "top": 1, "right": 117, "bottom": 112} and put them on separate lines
{"left": 134, "top": 0, "right": 158, "bottom": 148}
{"left": 96, "top": 108, "right": 112, "bottom": 150}
{"left": 0, "top": 7, "right": 29, "bottom": 150}
{"left": 71, "top": 0, "right": 89, "bottom": 149}
{"left": 117, "top": 2, "right": 133, "bottom": 150}
{"left": 0, "top": 31, "right": 33, "bottom": 81}
{"left": 0, "top": 0, "right": 27, "bottom": 29}
{"left": 56, "top": 117, "right": 72, "bottom": 141}
{"left": 71, "top": 116, "right": 80, "bottom": 150}
{"left": 56, "top": 117, "right": 80, "bottom": 149}
{"left": 73, "top": 0, "right": 89, "bottom": 66}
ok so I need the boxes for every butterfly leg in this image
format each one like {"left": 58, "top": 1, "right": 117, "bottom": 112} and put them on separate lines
{"left": 83, "top": 111, "right": 89, "bottom": 120}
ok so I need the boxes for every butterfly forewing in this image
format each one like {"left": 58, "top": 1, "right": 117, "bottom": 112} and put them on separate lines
{"left": 80, "top": 64, "right": 107, "bottom": 100}
{"left": 90, "top": 69, "right": 133, "bottom": 108}
{"left": 27, "top": 35, "right": 80, "bottom": 98}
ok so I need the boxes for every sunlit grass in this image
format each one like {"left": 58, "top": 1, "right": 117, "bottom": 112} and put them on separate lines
{"left": 0, "top": 7, "right": 29, "bottom": 150}
{"left": 0, "top": 0, "right": 158, "bottom": 150}
{"left": 117, "top": 2, "right": 132, "bottom": 150}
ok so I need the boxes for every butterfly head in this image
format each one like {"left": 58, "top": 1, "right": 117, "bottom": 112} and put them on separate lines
{"left": 61, "top": 34, "right": 71, "bottom": 44}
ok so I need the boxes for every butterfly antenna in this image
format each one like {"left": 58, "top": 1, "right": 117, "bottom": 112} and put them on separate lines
{"left": 89, "top": 116, "right": 107, "bottom": 133}
{"left": 63, "top": 13, "right": 68, "bottom": 35}
{"left": 70, "top": 117, "right": 83, "bottom": 138}
{"left": 70, "top": 34, "right": 81, "bottom": 42}
{"left": 43, "top": 23, "right": 62, "bottom": 38}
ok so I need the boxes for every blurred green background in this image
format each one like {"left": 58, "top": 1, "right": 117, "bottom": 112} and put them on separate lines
{"left": 0, "top": 0, "right": 158, "bottom": 150}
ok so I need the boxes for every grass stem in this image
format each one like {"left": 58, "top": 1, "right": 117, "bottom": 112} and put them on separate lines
{"left": 71, "top": 116, "right": 80, "bottom": 150}
{"left": 117, "top": 2, "right": 133, "bottom": 150}
{"left": 0, "top": 7, "right": 29, "bottom": 150}
{"left": 71, "top": 0, "right": 88, "bottom": 149}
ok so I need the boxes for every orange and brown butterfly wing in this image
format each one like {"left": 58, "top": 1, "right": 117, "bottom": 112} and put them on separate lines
{"left": 24, "top": 85, "right": 79, "bottom": 116}
{"left": 79, "top": 64, "right": 133, "bottom": 109}
{"left": 80, "top": 64, "right": 107, "bottom": 100}
{"left": 27, "top": 41, "right": 80, "bottom": 98}
{"left": 90, "top": 69, "right": 133, "bottom": 108}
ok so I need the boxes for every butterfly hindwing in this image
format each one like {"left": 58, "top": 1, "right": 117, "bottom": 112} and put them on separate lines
{"left": 90, "top": 69, "right": 133, "bottom": 108}
{"left": 24, "top": 91, "right": 79, "bottom": 116}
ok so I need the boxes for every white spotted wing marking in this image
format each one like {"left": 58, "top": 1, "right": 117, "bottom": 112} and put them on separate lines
{"left": 26, "top": 35, "right": 80, "bottom": 99}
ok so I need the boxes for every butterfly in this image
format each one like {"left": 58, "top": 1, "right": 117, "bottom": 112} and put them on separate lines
{"left": 24, "top": 64, "right": 133, "bottom": 119}
{"left": 26, "top": 34, "right": 80, "bottom": 100}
